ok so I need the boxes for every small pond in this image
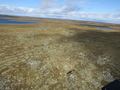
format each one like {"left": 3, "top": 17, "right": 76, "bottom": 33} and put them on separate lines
{"left": 96, "top": 27, "right": 113, "bottom": 30}
{"left": 80, "top": 24, "right": 113, "bottom": 30}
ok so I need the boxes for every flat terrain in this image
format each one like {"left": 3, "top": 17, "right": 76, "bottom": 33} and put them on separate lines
{"left": 0, "top": 15, "right": 120, "bottom": 90}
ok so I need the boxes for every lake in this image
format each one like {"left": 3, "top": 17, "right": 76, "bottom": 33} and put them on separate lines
{"left": 0, "top": 19, "right": 35, "bottom": 24}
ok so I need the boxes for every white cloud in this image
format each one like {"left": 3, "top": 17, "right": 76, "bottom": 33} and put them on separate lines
{"left": 0, "top": 4, "right": 120, "bottom": 23}
{"left": 0, "top": 4, "right": 35, "bottom": 15}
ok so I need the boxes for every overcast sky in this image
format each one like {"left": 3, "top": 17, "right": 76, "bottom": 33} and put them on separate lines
{"left": 0, "top": 0, "right": 120, "bottom": 23}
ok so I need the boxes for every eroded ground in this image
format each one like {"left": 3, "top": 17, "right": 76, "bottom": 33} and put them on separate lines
{"left": 0, "top": 16, "right": 120, "bottom": 90}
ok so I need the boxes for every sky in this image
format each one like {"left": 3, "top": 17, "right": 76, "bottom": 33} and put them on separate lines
{"left": 0, "top": 0, "right": 120, "bottom": 23}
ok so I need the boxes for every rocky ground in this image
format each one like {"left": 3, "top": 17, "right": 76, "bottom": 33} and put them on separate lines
{"left": 0, "top": 17, "right": 120, "bottom": 90}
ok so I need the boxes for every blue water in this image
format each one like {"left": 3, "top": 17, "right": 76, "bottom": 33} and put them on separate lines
{"left": 0, "top": 19, "right": 35, "bottom": 24}
{"left": 96, "top": 27, "right": 113, "bottom": 30}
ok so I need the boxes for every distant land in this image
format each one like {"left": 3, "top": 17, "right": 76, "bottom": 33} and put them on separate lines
{"left": 0, "top": 14, "right": 120, "bottom": 25}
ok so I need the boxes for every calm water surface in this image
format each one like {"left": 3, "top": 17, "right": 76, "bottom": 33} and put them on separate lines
{"left": 96, "top": 27, "right": 113, "bottom": 30}
{"left": 0, "top": 19, "right": 35, "bottom": 24}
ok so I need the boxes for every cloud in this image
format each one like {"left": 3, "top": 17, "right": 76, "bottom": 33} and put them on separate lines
{"left": 40, "top": 0, "right": 57, "bottom": 9}
{"left": 39, "top": 0, "right": 83, "bottom": 12}
{"left": 0, "top": 4, "right": 120, "bottom": 24}
{"left": 0, "top": 4, "right": 35, "bottom": 15}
